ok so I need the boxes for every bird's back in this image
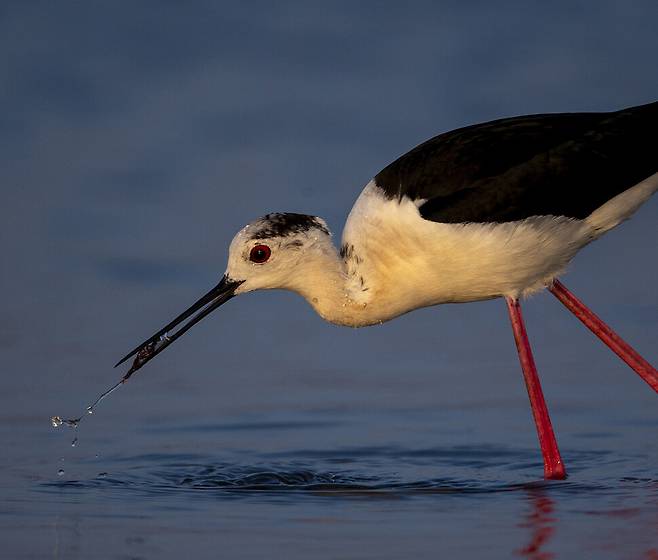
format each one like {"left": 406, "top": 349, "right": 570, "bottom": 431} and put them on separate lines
{"left": 374, "top": 101, "right": 658, "bottom": 224}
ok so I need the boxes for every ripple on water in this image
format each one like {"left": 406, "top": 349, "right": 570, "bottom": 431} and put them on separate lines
{"left": 38, "top": 445, "right": 658, "bottom": 499}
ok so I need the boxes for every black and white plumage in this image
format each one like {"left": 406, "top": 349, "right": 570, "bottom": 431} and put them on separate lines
{"left": 375, "top": 101, "right": 657, "bottom": 223}
{"left": 116, "top": 101, "right": 658, "bottom": 480}
{"left": 334, "top": 102, "right": 658, "bottom": 324}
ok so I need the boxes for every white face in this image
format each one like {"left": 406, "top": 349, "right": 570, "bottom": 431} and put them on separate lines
{"left": 224, "top": 214, "right": 333, "bottom": 294}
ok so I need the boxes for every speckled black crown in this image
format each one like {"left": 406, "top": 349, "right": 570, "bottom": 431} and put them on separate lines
{"left": 249, "top": 213, "right": 329, "bottom": 240}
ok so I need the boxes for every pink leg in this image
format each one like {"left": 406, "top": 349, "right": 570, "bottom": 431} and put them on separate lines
{"left": 506, "top": 297, "right": 567, "bottom": 480}
{"left": 549, "top": 279, "right": 658, "bottom": 394}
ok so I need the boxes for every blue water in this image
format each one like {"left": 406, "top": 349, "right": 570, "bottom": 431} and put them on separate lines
{"left": 3, "top": 343, "right": 658, "bottom": 559}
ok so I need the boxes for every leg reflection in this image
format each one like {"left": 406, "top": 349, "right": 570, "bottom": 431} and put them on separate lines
{"left": 516, "top": 489, "right": 556, "bottom": 560}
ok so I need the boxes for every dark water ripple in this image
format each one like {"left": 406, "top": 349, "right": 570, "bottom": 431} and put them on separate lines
{"left": 37, "top": 446, "right": 658, "bottom": 499}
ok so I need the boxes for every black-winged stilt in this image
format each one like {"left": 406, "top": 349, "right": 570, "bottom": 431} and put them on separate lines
{"left": 116, "top": 101, "right": 658, "bottom": 480}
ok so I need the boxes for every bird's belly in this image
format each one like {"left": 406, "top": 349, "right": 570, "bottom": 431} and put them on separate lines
{"left": 349, "top": 216, "right": 595, "bottom": 324}
{"left": 340, "top": 181, "right": 596, "bottom": 326}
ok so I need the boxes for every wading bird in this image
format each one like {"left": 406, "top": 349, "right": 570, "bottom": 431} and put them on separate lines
{"left": 116, "top": 101, "right": 658, "bottom": 480}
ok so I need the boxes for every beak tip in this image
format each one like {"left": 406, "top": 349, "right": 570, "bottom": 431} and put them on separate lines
{"left": 113, "top": 354, "right": 132, "bottom": 368}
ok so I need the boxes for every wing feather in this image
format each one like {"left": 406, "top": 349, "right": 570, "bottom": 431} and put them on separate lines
{"left": 374, "top": 102, "right": 658, "bottom": 223}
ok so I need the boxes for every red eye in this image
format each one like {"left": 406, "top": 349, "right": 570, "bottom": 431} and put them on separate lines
{"left": 249, "top": 244, "right": 271, "bottom": 263}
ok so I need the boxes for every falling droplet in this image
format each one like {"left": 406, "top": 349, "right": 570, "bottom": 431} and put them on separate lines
{"left": 71, "top": 437, "right": 78, "bottom": 447}
{"left": 57, "top": 469, "right": 65, "bottom": 476}
{"left": 51, "top": 363, "right": 127, "bottom": 441}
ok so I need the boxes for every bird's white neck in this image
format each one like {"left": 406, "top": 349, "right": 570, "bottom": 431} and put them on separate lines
{"left": 282, "top": 243, "right": 377, "bottom": 327}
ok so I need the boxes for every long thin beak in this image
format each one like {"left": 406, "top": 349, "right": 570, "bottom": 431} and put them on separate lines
{"left": 115, "top": 275, "right": 244, "bottom": 381}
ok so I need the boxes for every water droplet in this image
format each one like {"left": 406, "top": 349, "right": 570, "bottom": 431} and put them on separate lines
{"left": 71, "top": 437, "right": 78, "bottom": 447}
{"left": 57, "top": 469, "right": 65, "bottom": 476}
{"left": 86, "top": 407, "right": 93, "bottom": 415}
{"left": 94, "top": 453, "right": 100, "bottom": 459}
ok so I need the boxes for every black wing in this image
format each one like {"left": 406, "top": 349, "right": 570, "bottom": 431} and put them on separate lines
{"left": 374, "top": 102, "right": 658, "bottom": 223}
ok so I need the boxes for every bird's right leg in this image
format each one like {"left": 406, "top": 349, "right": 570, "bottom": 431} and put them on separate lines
{"left": 505, "top": 297, "right": 567, "bottom": 480}
{"left": 548, "top": 279, "right": 658, "bottom": 394}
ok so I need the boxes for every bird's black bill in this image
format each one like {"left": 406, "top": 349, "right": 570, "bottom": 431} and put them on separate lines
{"left": 115, "top": 275, "right": 243, "bottom": 381}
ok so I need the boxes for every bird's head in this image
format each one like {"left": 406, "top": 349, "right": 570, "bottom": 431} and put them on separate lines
{"left": 115, "top": 213, "right": 334, "bottom": 377}
{"left": 225, "top": 212, "right": 333, "bottom": 293}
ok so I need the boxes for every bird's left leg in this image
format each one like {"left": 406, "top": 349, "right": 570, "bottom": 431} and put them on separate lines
{"left": 505, "top": 297, "right": 567, "bottom": 480}
{"left": 548, "top": 279, "right": 658, "bottom": 393}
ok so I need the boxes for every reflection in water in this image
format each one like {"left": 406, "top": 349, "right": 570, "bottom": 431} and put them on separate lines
{"left": 516, "top": 490, "right": 556, "bottom": 560}
{"left": 643, "top": 497, "right": 658, "bottom": 560}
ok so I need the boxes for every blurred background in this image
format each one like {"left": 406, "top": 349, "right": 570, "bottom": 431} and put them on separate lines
{"left": 1, "top": 2, "right": 657, "bottom": 559}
